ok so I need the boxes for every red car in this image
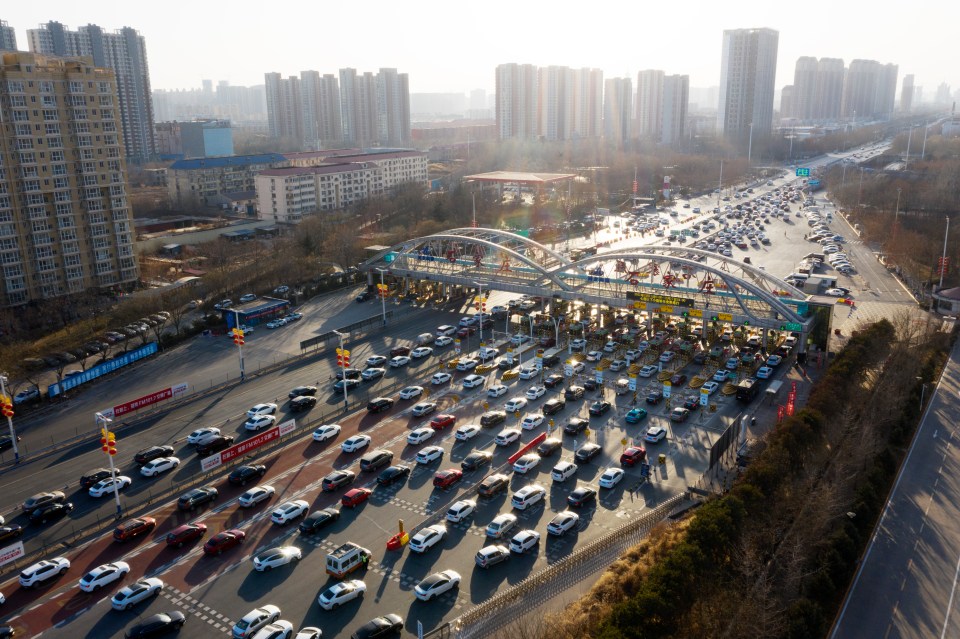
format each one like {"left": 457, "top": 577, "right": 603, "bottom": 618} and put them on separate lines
{"left": 113, "top": 516, "right": 157, "bottom": 542}
{"left": 390, "top": 346, "right": 411, "bottom": 357}
{"left": 166, "top": 523, "right": 208, "bottom": 548}
{"left": 433, "top": 469, "right": 463, "bottom": 489}
{"left": 430, "top": 414, "right": 456, "bottom": 430}
{"left": 620, "top": 446, "right": 647, "bottom": 467}
{"left": 670, "top": 373, "right": 688, "bottom": 386}
{"left": 341, "top": 488, "right": 372, "bottom": 508}
{"left": 456, "top": 327, "right": 476, "bottom": 338}
{"left": 203, "top": 529, "right": 246, "bottom": 556}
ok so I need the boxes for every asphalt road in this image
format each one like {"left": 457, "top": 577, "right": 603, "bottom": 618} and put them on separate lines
{"left": 831, "top": 339, "right": 960, "bottom": 639}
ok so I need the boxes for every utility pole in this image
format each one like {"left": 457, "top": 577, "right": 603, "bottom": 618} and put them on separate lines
{"left": 231, "top": 309, "right": 245, "bottom": 381}
{"left": 0, "top": 375, "right": 19, "bottom": 462}
{"left": 334, "top": 331, "right": 350, "bottom": 408}
{"left": 95, "top": 412, "right": 123, "bottom": 518}
{"left": 940, "top": 215, "right": 950, "bottom": 289}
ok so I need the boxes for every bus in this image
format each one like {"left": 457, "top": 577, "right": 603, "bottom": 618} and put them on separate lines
{"left": 735, "top": 377, "right": 760, "bottom": 402}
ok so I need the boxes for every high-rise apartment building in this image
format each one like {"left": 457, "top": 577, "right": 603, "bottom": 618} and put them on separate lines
{"left": 661, "top": 75, "right": 689, "bottom": 146}
{"left": 789, "top": 56, "right": 845, "bottom": 121}
{"left": 570, "top": 68, "right": 603, "bottom": 139}
{"left": 841, "top": 59, "right": 898, "bottom": 119}
{"left": 900, "top": 74, "right": 915, "bottom": 112}
{"left": 603, "top": 77, "right": 632, "bottom": 144}
{"left": 27, "top": 22, "right": 155, "bottom": 164}
{"left": 300, "top": 71, "right": 342, "bottom": 148}
{"left": 717, "top": 27, "right": 779, "bottom": 145}
{"left": 336, "top": 68, "right": 410, "bottom": 146}
{"left": 496, "top": 63, "right": 538, "bottom": 139}
{"left": 0, "top": 52, "right": 138, "bottom": 306}
{"left": 264, "top": 72, "right": 303, "bottom": 141}
{"left": 636, "top": 69, "right": 664, "bottom": 138}
{"left": 0, "top": 20, "right": 16, "bottom": 51}
{"left": 375, "top": 68, "right": 411, "bottom": 146}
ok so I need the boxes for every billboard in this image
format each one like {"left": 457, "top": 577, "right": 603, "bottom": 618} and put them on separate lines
{"left": 201, "top": 419, "right": 296, "bottom": 471}
{"left": 98, "top": 382, "right": 188, "bottom": 420}
{"left": 48, "top": 342, "right": 159, "bottom": 397}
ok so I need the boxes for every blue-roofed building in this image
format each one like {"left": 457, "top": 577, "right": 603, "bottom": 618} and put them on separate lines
{"left": 168, "top": 153, "right": 288, "bottom": 208}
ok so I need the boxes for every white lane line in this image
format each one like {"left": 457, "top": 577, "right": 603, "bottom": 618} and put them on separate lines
{"left": 941, "top": 551, "right": 960, "bottom": 638}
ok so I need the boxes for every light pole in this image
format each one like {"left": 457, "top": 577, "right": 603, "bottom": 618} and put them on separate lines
{"left": 940, "top": 215, "right": 950, "bottom": 289}
{"left": 375, "top": 267, "right": 388, "bottom": 327}
{"left": 747, "top": 122, "right": 754, "bottom": 166}
{"left": 232, "top": 309, "right": 245, "bottom": 381}
{"left": 0, "top": 374, "right": 19, "bottom": 462}
{"left": 95, "top": 412, "right": 123, "bottom": 518}
{"left": 716, "top": 159, "right": 723, "bottom": 211}
{"left": 333, "top": 330, "right": 349, "bottom": 408}
{"left": 473, "top": 282, "right": 484, "bottom": 344}
{"left": 857, "top": 167, "right": 865, "bottom": 209}
{"left": 894, "top": 188, "right": 902, "bottom": 226}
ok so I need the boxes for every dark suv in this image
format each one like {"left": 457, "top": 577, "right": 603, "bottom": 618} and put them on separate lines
{"left": 177, "top": 486, "right": 218, "bottom": 511}
{"left": 564, "top": 386, "right": 585, "bottom": 401}
{"left": 228, "top": 464, "right": 267, "bottom": 486}
{"left": 477, "top": 473, "right": 509, "bottom": 497}
{"left": 543, "top": 397, "right": 566, "bottom": 415}
{"left": 367, "top": 397, "right": 394, "bottom": 413}
{"left": 134, "top": 445, "right": 175, "bottom": 466}
{"left": 196, "top": 435, "right": 235, "bottom": 457}
{"left": 359, "top": 449, "right": 394, "bottom": 472}
{"left": 480, "top": 410, "right": 506, "bottom": 427}
{"left": 564, "top": 417, "right": 589, "bottom": 436}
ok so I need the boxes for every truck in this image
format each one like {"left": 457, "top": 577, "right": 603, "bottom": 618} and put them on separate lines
{"left": 735, "top": 377, "right": 760, "bottom": 402}
{"left": 326, "top": 542, "right": 371, "bottom": 578}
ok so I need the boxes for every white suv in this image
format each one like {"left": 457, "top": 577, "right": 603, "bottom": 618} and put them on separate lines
{"left": 20, "top": 557, "right": 70, "bottom": 588}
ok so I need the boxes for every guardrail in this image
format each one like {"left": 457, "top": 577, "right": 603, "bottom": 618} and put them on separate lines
{"left": 453, "top": 492, "right": 691, "bottom": 639}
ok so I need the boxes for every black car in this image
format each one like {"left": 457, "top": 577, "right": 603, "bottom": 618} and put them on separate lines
{"left": 288, "top": 385, "right": 318, "bottom": 399}
{"left": 480, "top": 410, "right": 506, "bottom": 427}
{"left": 376, "top": 465, "right": 411, "bottom": 486}
{"left": 228, "top": 464, "right": 267, "bottom": 486}
{"left": 124, "top": 611, "right": 186, "bottom": 638}
{"left": 543, "top": 397, "right": 566, "bottom": 415}
{"left": 564, "top": 385, "right": 585, "bottom": 401}
{"left": 80, "top": 467, "right": 121, "bottom": 489}
{"left": 336, "top": 368, "right": 362, "bottom": 381}
{"left": 290, "top": 395, "right": 318, "bottom": 411}
{"left": 352, "top": 614, "right": 404, "bottom": 639}
{"left": 583, "top": 379, "right": 600, "bottom": 391}
{"left": 543, "top": 374, "right": 564, "bottom": 388}
{"left": 589, "top": 400, "right": 611, "bottom": 416}
{"left": 177, "top": 486, "right": 218, "bottom": 511}
{"left": 574, "top": 443, "right": 602, "bottom": 463}
{"left": 646, "top": 390, "right": 664, "bottom": 405}
{"left": 367, "top": 397, "right": 394, "bottom": 413}
{"left": 567, "top": 486, "right": 598, "bottom": 507}
{"left": 536, "top": 438, "right": 562, "bottom": 457}
{"left": 134, "top": 445, "right": 175, "bottom": 466}
{"left": 356, "top": 291, "right": 373, "bottom": 302}
{"left": 359, "top": 449, "right": 394, "bottom": 472}
{"left": 0, "top": 524, "right": 23, "bottom": 543}
{"left": 334, "top": 378, "right": 362, "bottom": 392}
{"left": 29, "top": 501, "right": 74, "bottom": 524}
{"left": 0, "top": 435, "right": 18, "bottom": 452}
{"left": 299, "top": 507, "right": 341, "bottom": 533}
{"left": 564, "top": 417, "right": 589, "bottom": 436}
{"left": 196, "top": 436, "right": 235, "bottom": 457}
{"left": 461, "top": 451, "right": 493, "bottom": 471}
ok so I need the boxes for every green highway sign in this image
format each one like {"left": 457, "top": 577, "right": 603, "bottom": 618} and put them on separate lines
{"left": 781, "top": 322, "right": 803, "bottom": 331}
{"left": 682, "top": 229, "right": 695, "bottom": 236}
{"left": 796, "top": 168, "right": 811, "bottom": 177}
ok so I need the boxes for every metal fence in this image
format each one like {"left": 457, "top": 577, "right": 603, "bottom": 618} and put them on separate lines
{"left": 453, "top": 492, "right": 691, "bottom": 639}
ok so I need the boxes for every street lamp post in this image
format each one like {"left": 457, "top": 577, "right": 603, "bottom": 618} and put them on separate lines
{"left": 894, "top": 188, "right": 902, "bottom": 226}
{"left": 857, "top": 168, "right": 865, "bottom": 209}
{"left": 474, "top": 282, "right": 484, "bottom": 344}
{"left": 747, "top": 122, "right": 754, "bottom": 166}
{"left": 375, "top": 267, "right": 388, "bottom": 327}
{"left": 333, "top": 330, "right": 349, "bottom": 408}
{"left": 0, "top": 374, "right": 19, "bottom": 462}
{"left": 95, "top": 412, "right": 123, "bottom": 518}
{"left": 940, "top": 215, "right": 950, "bottom": 289}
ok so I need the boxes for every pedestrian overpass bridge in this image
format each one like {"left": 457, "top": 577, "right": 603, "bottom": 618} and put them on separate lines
{"left": 361, "top": 228, "right": 814, "bottom": 337}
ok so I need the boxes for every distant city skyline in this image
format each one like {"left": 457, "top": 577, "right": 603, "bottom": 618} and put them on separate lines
{"left": 1, "top": 1, "right": 958, "bottom": 101}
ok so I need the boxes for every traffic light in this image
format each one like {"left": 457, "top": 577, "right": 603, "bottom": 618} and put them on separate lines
{"left": 710, "top": 315, "right": 719, "bottom": 322}
{"left": 101, "top": 428, "right": 117, "bottom": 456}
{"left": 743, "top": 320, "right": 750, "bottom": 327}
{"left": 474, "top": 295, "right": 481, "bottom": 311}
{"left": 336, "top": 348, "right": 350, "bottom": 367}
{"left": 0, "top": 396, "right": 12, "bottom": 418}
{"left": 232, "top": 327, "right": 244, "bottom": 346}
{"left": 377, "top": 283, "right": 388, "bottom": 298}
{"left": 681, "top": 311, "right": 690, "bottom": 318}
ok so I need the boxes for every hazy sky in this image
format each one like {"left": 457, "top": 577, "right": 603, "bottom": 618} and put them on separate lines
{"left": 4, "top": 0, "right": 958, "bottom": 99}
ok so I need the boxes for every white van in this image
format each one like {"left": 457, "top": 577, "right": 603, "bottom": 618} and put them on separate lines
{"left": 325, "top": 542, "right": 370, "bottom": 578}
{"left": 551, "top": 461, "right": 578, "bottom": 483}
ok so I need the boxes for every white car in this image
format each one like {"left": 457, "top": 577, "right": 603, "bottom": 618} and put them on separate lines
{"left": 389, "top": 356, "right": 411, "bottom": 368}
{"left": 520, "top": 413, "right": 544, "bottom": 430}
{"left": 110, "top": 577, "right": 163, "bottom": 610}
{"left": 567, "top": 360, "right": 586, "bottom": 374}
{"left": 239, "top": 485, "right": 276, "bottom": 508}
{"left": 659, "top": 351, "right": 676, "bottom": 363}
{"left": 512, "top": 453, "right": 541, "bottom": 474}
{"left": 546, "top": 511, "right": 580, "bottom": 536}
{"left": 233, "top": 605, "right": 281, "bottom": 639}
{"left": 456, "top": 358, "right": 479, "bottom": 371}
{"left": 312, "top": 424, "right": 341, "bottom": 442}
{"left": 432, "top": 372, "right": 452, "bottom": 385}
{"left": 570, "top": 338, "right": 587, "bottom": 350}
{"left": 317, "top": 579, "right": 367, "bottom": 610}
{"left": 416, "top": 446, "right": 444, "bottom": 465}
{"left": 399, "top": 386, "right": 424, "bottom": 400}
{"left": 88, "top": 476, "right": 132, "bottom": 498}
{"left": 511, "top": 334, "right": 530, "bottom": 345}
{"left": 366, "top": 355, "right": 388, "bottom": 367}
{"left": 411, "top": 346, "right": 433, "bottom": 359}
{"left": 407, "top": 427, "right": 435, "bottom": 445}
{"left": 251, "top": 621, "right": 293, "bottom": 639}
{"left": 187, "top": 427, "right": 221, "bottom": 445}
{"left": 437, "top": 325, "right": 457, "bottom": 336}
{"left": 435, "top": 336, "right": 454, "bottom": 347}
{"left": 79, "top": 561, "right": 130, "bottom": 592}
{"left": 13, "top": 388, "right": 40, "bottom": 404}
{"left": 414, "top": 569, "right": 461, "bottom": 602}
{"left": 239, "top": 293, "right": 257, "bottom": 303}
{"left": 245, "top": 415, "right": 277, "bottom": 431}
{"left": 341, "top": 434, "right": 371, "bottom": 453}
{"left": 585, "top": 351, "right": 603, "bottom": 362}
{"left": 701, "top": 381, "right": 720, "bottom": 395}
{"left": 459, "top": 316, "right": 478, "bottom": 327}
{"left": 598, "top": 467, "right": 625, "bottom": 488}
{"left": 487, "top": 384, "right": 508, "bottom": 397}
{"left": 247, "top": 403, "right": 278, "bottom": 418}
{"left": 271, "top": 500, "right": 309, "bottom": 525}
{"left": 504, "top": 397, "right": 528, "bottom": 413}
{"left": 713, "top": 369, "right": 732, "bottom": 382}
{"left": 140, "top": 457, "right": 180, "bottom": 477}
{"left": 455, "top": 424, "right": 481, "bottom": 441}
{"left": 495, "top": 428, "right": 521, "bottom": 446}
{"left": 412, "top": 402, "right": 438, "bottom": 417}
{"left": 511, "top": 483, "right": 546, "bottom": 508}
{"left": 462, "top": 374, "right": 485, "bottom": 389}
{"left": 603, "top": 341, "right": 618, "bottom": 353}
{"left": 518, "top": 366, "right": 538, "bottom": 380}
{"left": 361, "top": 367, "right": 386, "bottom": 381}
{"left": 446, "top": 499, "right": 476, "bottom": 523}
{"left": 609, "top": 359, "right": 627, "bottom": 372}
{"left": 638, "top": 365, "right": 658, "bottom": 378}
{"left": 525, "top": 386, "right": 546, "bottom": 400}
{"left": 409, "top": 524, "right": 446, "bottom": 553}
{"left": 20, "top": 557, "right": 70, "bottom": 588}
{"left": 509, "top": 529, "right": 541, "bottom": 553}
{"left": 824, "top": 288, "right": 847, "bottom": 297}
{"left": 756, "top": 366, "right": 773, "bottom": 379}
{"left": 252, "top": 545, "right": 302, "bottom": 571}
{"left": 644, "top": 426, "right": 668, "bottom": 443}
